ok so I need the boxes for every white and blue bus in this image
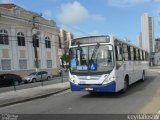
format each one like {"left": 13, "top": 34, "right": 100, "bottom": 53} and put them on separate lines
{"left": 69, "top": 35, "right": 148, "bottom": 93}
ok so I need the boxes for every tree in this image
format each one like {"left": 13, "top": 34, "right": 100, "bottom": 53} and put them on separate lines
{"left": 61, "top": 54, "right": 70, "bottom": 64}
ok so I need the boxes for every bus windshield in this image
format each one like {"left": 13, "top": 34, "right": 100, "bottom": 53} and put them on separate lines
{"left": 69, "top": 44, "right": 114, "bottom": 75}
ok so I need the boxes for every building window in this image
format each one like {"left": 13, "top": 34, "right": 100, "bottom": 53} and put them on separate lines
{"left": 59, "top": 36, "right": 62, "bottom": 48}
{"left": 17, "top": 32, "right": 25, "bottom": 46}
{"left": 45, "top": 37, "right": 51, "bottom": 48}
{"left": 47, "top": 60, "right": 52, "bottom": 68}
{"left": 0, "top": 29, "right": 9, "bottom": 45}
{"left": 35, "top": 35, "right": 39, "bottom": 47}
{"left": 19, "top": 59, "right": 27, "bottom": 69}
{"left": 1, "top": 59, "right": 11, "bottom": 70}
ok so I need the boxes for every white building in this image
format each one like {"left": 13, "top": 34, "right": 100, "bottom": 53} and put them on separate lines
{"left": 154, "top": 53, "right": 160, "bottom": 65}
{"left": 141, "top": 13, "right": 155, "bottom": 53}
{"left": 0, "top": 4, "right": 60, "bottom": 76}
{"left": 136, "top": 32, "right": 142, "bottom": 47}
{"left": 155, "top": 38, "right": 160, "bottom": 52}
{"left": 59, "top": 29, "right": 74, "bottom": 54}
{"left": 58, "top": 29, "right": 74, "bottom": 67}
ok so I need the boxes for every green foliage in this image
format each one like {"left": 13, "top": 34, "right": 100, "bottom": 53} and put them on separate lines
{"left": 62, "top": 54, "right": 70, "bottom": 63}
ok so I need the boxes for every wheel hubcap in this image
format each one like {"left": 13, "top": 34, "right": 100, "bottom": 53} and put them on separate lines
{"left": 124, "top": 81, "right": 127, "bottom": 90}
{"left": 143, "top": 74, "right": 145, "bottom": 80}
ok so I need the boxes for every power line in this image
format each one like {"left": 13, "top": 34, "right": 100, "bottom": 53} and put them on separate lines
{"left": 56, "top": 21, "right": 90, "bottom": 36}
{"left": 0, "top": 13, "right": 89, "bottom": 37}
{"left": 0, "top": 10, "right": 91, "bottom": 39}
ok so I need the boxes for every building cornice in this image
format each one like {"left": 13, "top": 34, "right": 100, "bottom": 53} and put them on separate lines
{"left": 1, "top": 13, "right": 58, "bottom": 30}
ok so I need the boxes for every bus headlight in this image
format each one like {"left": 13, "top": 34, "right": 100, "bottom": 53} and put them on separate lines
{"left": 69, "top": 77, "right": 75, "bottom": 83}
{"left": 69, "top": 75, "right": 77, "bottom": 84}
{"left": 103, "top": 76, "right": 115, "bottom": 84}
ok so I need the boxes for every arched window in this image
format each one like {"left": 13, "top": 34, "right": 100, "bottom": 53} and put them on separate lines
{"left": 17, "top": 32, "right": 25, "bottom": 46}
{"left": 0, "top": 29, "right": 9, "bottom": 45}
{"left": 45, "top": 36, "right": 51, "bottom": 48}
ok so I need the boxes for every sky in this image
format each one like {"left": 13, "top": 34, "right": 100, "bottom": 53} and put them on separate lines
{"left": 0, "top": 0, "right": 160, "bottom": 44}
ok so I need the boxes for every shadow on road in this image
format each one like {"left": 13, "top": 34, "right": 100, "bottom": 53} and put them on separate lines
{"left": 82, "top": 75, "right": 157, "bottom": 98}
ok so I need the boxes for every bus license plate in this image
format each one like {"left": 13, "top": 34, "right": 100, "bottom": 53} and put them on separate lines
{"left": 85, "top": 88, "right": 93, "bottom": 91}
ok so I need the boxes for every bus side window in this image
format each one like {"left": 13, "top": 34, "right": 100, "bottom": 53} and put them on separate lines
{"left": 128, "top": 46, "right": 131, "bottom": 60}
{"left": 123, "top": 44, "right": 129, "bottom": 61}
{"left": 115, "top": 42, "right": 123, "bottom": 69}
{"left": 115, "top": 46, "right": 118, "bottom": 61}
{"left": 138, "top": 49, "right": 140, "bottom": 61}
{"left": 143, "top": 51, "right": 146, "bottom": 60}
{"left": 130, "top": 47, "right": 134, "bottom": 60}
{"left": 117, "top": 46, "right": 123, "bottom": 61}
{"left": 136, "top": 49, "right": 139, "bottom": 61}
{"left": 142, "top": 51, "right": 144, "bottom": 60}
{"left": 145, "top": 52, "right": 148, "bottom": 60}
{"left": 133, "top": 48, "right": 137, "bottom": 60}
{"left": 140, "top": 50, "right": 143, "bottom": 61}
{"left": 115, "top": 44, "right": 123, "bottom": 61}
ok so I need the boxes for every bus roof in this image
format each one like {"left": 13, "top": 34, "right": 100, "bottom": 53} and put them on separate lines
{"left": 71, "top": 35, "right": 148, "bottom": 52}
{"left": 113, "top": 36, "right": 148, "bottom": 52}
{"left": 72, "top": 35, "right": 109, "bottom": 41}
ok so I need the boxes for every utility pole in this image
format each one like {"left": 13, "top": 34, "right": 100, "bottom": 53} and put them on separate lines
{"left": 32, "top": 16, "right": 38, "bottom": 72}
{"left": 32, "top": 14, "right": 42, "bottom": 72}
{"left": 159, "top": 12, "right": 160, "bottom": 36}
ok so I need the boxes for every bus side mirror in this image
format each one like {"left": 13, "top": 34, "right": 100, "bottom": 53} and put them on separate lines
{"left": 109, "top": 46, "right": 112, "bottom": 50}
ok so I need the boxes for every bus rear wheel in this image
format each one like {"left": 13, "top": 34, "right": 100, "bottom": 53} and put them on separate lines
{"left": 122, "top": 76, "right": 129, "bottom": 93}
{"left": 140, "top": 71, "right": 145, "bottom": 82}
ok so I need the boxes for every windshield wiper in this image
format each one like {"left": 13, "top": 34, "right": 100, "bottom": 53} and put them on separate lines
{"left": 90, "top": 43, "right": 100, "bottom": 62}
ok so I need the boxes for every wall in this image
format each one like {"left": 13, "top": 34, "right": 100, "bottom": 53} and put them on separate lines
{"left": 0, "top": 5, "right": 59, "bottom": 77}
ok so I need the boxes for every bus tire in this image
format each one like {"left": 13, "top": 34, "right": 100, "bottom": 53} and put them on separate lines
{"left": 140, "top": 71, "right": 145, "bottom": 82}
{"left": 122, "top": 76, "right": 129, "bottom": 93}
{"left": 89, "top": 91, "right": 96, "bottom": 95}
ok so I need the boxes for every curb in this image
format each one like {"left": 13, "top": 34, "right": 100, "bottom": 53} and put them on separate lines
{"left": 149, "top": 69, "right": 160, "bottom": 73}
{"left": 0, "top": 87, "right": 70, "bottom": 108}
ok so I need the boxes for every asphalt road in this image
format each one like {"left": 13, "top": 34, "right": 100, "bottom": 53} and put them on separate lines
{"left": 0, "top": 70, "right": 160, "bottom": 114}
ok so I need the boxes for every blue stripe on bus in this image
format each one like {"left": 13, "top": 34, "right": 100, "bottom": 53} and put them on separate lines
{"left": 70, "top": 81, "right": 116, "bottom": 92}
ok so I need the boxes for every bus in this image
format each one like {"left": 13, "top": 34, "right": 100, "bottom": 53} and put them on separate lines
{"left": 69, "top": 35, "right": 148, "bottom": 93}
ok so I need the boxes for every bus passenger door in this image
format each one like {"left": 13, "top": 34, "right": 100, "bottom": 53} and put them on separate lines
{"left": 115, "top": 43, "right": 124, "bottom": 91}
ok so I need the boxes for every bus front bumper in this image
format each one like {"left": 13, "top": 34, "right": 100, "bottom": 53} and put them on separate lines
{"left": 70, "top": 81, "right": 116, "bottom": 92}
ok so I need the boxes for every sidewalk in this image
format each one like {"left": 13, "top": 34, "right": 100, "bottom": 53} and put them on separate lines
{"left": 0, "top": 82, "right": 70, "bottom": 107}
{"left": 149, "top": 66, "right": 160, "bottom": 73}
{"left": 150, "top": 65, "right": 160, "bottom": 69}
